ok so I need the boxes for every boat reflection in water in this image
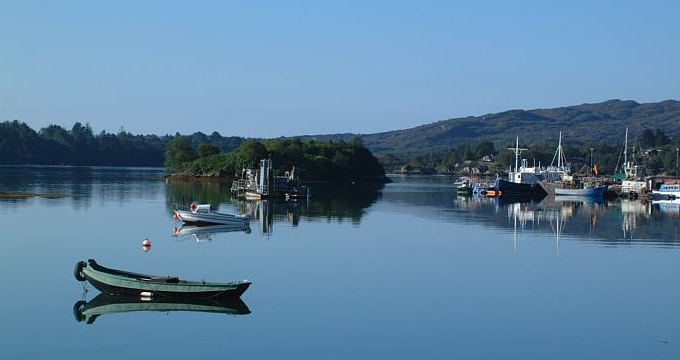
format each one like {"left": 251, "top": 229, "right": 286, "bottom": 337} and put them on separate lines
{"left": 165, "top": 181, "right": 383, "bottom": 236}
{"left": 554, "top": 195, "right": 605, "bottom": 204}
{"left": 173, "top": 223, "right": 251, "bottom": 242}
{"left": 652, "top": 199, "right": 680, "bottom": 215}
{"left": 73, "top": 292, "right": 251, "bottom": 324}
{"left": 501, "top": 194, "right": 679, "bottom": 248}
{"left": 238, "top": 199, "right": 303, "bottom": 235}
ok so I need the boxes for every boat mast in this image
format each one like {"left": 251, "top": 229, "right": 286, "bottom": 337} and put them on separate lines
{"left": 624, "top": 127, "right": 628, "bottom": 165}
{"left": 557, "top": 131, "right": 562, "bottom": 170}
{"left": 515, "top": 136, "right": 519, "bottom": 172}
{"left": 549, "top": 131, "right": 567, "bottom": 172}
{"left": 507, "top": 136, "right": 528, "bottom": 172}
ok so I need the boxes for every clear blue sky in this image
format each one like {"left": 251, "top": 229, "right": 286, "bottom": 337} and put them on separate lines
{"left": 1, "top": 0, "right": 679, "bottom": 138}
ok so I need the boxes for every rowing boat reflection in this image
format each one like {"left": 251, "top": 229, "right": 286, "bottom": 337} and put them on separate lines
{"left": 73, "top": 293, "right": 251, "bottom": 324}
{"left": 173, "top": 223, "right": 251, "bottom": 241}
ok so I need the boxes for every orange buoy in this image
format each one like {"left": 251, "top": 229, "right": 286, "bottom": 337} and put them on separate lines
{"left": 173, "top": 213, "right": 179, "bottom": 220}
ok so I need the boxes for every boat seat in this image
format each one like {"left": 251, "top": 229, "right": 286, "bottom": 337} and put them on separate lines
{"left": 150, "top": 276, "right": 180, "bottom": 283}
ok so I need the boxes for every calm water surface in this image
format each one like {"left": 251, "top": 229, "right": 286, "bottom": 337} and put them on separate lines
{"left": 1, "top": 167, "right": 680, "bottom": 359}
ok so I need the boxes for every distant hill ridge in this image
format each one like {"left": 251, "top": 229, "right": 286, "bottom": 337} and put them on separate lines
{"left": 300, "top": 99, "right": 680, "bottom": 153}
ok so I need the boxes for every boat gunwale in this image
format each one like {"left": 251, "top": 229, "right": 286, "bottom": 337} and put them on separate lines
{"left": 84, "top": 260, "right": 249, "bottom": 289}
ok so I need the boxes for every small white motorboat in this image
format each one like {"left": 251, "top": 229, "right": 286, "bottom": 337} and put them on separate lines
{"left": 173, "top": 203, "right": 249, "bottom": 226}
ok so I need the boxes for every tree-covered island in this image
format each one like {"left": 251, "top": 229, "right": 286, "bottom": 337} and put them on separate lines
{"left": 166, "top": 137, "right": 389, "bottom": 182}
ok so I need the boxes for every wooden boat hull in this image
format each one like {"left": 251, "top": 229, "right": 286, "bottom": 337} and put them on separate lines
{"left": 78, "top": 259, "right": 251, "bottom": 299}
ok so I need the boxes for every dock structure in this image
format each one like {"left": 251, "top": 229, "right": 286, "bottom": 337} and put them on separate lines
{"left": 231, "top": 158, "right": 310, "bottom": 200}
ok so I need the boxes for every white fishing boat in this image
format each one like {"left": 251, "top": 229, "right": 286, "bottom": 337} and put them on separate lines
{"left": 173, "top": 204, "right": 249, "bottom": 226}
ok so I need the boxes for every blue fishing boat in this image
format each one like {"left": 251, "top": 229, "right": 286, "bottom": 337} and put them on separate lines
{"left": 554, "top": 184, "right": 607, "bottom": 197}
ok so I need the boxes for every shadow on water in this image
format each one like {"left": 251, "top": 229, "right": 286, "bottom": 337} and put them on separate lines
{"left": 73, "top": 293, "right": 250, "bottom": 325}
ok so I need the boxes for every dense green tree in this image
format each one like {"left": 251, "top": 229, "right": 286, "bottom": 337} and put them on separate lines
{"left": 495, "top": 149, "right": 515, "bottom": 168}
{"left": 461, "top": 142, "right": 473, "bottom": 161}
{"left": 165, "top": 136, "right": 197, "bottom": 171}
{"left": 234, "top": 140, "right": 269, "bottom": 169}
{"left": 197, "top": 144, "right": 220, "bottom": 158}
{"left": 641, "top": 129, "right": 671, "bottom": 148}
{"left": 474, "top": 140, "right": 496, "bottom": 158}
{"left": 645, "top": 155, "right": 664, "bottom": 175}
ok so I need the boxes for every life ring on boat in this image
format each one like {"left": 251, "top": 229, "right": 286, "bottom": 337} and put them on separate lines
{"left": 74, "top": 261, "right": 87, "bottom": 281}
{"left": 73, "top": 300, "right": 86, "bottom": 322}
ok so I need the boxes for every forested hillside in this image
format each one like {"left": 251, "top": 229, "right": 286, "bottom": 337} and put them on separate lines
{"left": 302, "top": 99, "right": 680, "bottom": 153}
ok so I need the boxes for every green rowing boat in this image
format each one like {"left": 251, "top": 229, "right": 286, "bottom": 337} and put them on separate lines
{"left": 75, "top": 259, "right": 251, "bottom": 299}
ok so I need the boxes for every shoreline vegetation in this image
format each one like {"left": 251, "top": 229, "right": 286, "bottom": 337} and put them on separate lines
{"left": 379, "top": 128, "right": 680, "bottom": 177}
{"left": 165, "top": 137, "right": 390, "bottom": 183}
{"left": 0, "top": 120, "right": 388, "bottom": 183}
{"left": 1, "top": 117, "right": 678, "bottom": 180}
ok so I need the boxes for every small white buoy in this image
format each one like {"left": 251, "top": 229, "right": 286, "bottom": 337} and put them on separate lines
{"left": 142, "top": 238, "right": 151, "bottom": 252}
